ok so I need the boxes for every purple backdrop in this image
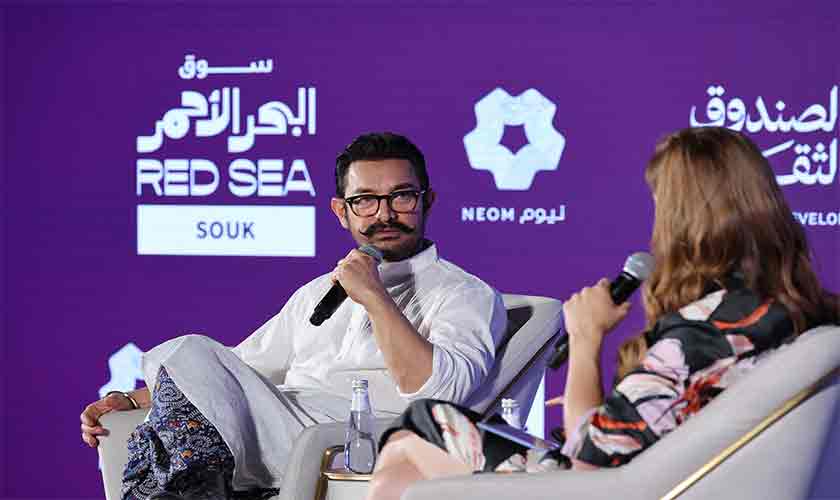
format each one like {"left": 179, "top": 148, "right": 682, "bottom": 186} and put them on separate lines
{"left": 2, "top": 2, "right": 839, "bottom": 498}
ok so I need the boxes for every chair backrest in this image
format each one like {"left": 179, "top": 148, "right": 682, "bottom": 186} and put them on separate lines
{"left": 625, "top": 324, "right": 840, "bottom": 499}
{"left": 402, "top": 325, "right": 840, "bottom": 500}
{"left": 463, "top": 294, "right": 564, "bottom": 417}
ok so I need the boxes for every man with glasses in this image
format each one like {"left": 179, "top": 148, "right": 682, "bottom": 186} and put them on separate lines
{"left": 81, "top": 132, "right": 507, "bottom": 499}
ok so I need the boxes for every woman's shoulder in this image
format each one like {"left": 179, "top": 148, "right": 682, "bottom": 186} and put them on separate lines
{"left": 649, "top": 284, "right": 794, "bottom": 354}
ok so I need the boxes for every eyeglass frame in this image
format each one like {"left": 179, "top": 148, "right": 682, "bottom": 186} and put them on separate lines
{"left": 342, "top": 189, "right": 428, "bottom": 217}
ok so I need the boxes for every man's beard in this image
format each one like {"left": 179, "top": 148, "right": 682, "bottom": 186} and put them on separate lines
{"left": 358, "top": 220, "right": 423, "bottom": 261}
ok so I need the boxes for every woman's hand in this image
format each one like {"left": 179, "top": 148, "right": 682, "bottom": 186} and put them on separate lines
{"left": 563, "top": 278, "right": 631, "bottom": 354}
{"left": 562, "top": 279, "right": 632, "bottom": 434}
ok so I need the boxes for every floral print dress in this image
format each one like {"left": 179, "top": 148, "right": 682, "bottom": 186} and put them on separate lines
{"left": 562, "top": 277, "right": 795, "bottom": 466}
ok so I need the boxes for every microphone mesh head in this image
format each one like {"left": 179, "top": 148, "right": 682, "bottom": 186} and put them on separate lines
{"left": 359, "top": 244, "right": 384, "bottom": 263}
{"left": 624, "top": 252, "right": 654, "bottom": 281}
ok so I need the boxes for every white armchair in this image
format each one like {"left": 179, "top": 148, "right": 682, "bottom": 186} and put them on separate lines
{"left": 97, "top": 294, "right": 565, "bottom": 500}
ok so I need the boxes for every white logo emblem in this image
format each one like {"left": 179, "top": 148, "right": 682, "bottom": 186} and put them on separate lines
{"left": 98, "top": 343, "right": 145, "bottom": 398}
{"left": 464, "top": 88, "right": 566, "bottom": 190}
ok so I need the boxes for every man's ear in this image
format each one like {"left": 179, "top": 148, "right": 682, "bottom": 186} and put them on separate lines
{"left": 330, "top": 197, "right": 350, "bottom": 229}
{"left": 422, "top": 188, "right": 436, "bottom": 214}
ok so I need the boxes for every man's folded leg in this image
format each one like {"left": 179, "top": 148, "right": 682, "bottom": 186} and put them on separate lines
{"left": 122, "top": 366, "right": 279, "bottom": 500}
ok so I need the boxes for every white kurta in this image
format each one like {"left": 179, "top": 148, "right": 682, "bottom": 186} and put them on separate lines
{"left": 141, "top": 243, "right": 507, "bottom": 489}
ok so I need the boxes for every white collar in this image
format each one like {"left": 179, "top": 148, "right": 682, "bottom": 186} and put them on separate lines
{"left": 378, "top": 242, "right": 438, "bottom": 287}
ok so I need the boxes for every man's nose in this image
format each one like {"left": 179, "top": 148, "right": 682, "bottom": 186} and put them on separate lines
{"left": 375, "top": 199, "right": 396, "bottom": 222}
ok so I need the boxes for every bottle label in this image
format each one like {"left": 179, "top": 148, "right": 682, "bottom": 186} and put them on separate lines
{"left": 351, "top": 394, "right": 371, "bottom": 413}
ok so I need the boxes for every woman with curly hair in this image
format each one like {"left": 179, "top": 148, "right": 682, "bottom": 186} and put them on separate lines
{"left": 364, "top": 127, "right": 839, "bottom": 500}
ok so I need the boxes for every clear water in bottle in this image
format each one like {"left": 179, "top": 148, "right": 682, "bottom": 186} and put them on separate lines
{"left": 344, "top": 378, "right": 377, "bottom": 473}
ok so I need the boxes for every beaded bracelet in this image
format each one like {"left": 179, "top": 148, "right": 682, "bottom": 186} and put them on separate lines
{"left": 105, "top": 390, "right": 141, "bottom": 410}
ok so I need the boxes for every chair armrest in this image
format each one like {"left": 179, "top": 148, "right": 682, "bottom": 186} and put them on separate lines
{"left": 97, "top": 408, "right": 151, "bottom": 500}
{"left": 275, "top": 417, "right": 393, "bottom": 500}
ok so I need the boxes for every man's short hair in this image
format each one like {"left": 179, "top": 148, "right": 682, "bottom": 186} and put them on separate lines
{"left": 335, "top": 132, "right": 429, "bottom": 197}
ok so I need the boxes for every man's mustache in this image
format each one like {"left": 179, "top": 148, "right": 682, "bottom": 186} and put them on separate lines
{"left": 359, "top": 221, "right": 415, "bottom": 237}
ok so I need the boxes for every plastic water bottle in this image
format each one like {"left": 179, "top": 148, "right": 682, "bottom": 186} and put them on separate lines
{"left": 344, "top": 378, "right": 376, "bottom": 473}
{"left": 501, "top": 398, "right": 522, "bottom": 429}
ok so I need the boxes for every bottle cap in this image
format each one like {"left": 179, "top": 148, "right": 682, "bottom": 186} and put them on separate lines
{"left": 502, "top": 398, "right": 519, "bottom": 409}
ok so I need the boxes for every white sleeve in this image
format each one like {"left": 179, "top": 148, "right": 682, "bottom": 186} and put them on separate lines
{"left": 231, "top": 287, "right": 304, "bottom": 385}
{"left": 398, "top": 284, "right": 507, "bottom": 404}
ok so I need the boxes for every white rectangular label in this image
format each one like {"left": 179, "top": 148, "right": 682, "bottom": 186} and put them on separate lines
{"left": 137, "top": 204, "right": 315, "bottom": 257}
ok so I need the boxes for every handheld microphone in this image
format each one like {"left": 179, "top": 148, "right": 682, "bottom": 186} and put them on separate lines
{"left": 309, "top": 245, "right": 384, "bottom": 326}
{"left": 547, "top": 252, "right": 654, "bottom": 370}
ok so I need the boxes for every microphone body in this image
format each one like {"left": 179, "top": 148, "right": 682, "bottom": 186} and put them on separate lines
{"left": 547, "top": 252, "right": 654, "bottom": 370}
{"left": 609, "top": 271, "right": 643, "bottom": 305}
{"left": 309, "top": 245, "right": 384, "bottom": 326}
{"left": 309, "top": 284, "right": 350, "bottom": 327}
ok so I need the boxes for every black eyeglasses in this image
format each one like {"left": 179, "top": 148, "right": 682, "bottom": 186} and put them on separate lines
{"left": 343, "top": 189, "right": 426, "bottom": 217}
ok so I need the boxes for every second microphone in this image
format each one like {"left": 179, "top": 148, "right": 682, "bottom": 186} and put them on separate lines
{"left": 547, "top": 252, "right": 655, "bottom": 370}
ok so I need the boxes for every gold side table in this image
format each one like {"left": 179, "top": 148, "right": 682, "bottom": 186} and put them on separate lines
{"left": 314, "top": 446, "right": 373, "bottom": 500}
